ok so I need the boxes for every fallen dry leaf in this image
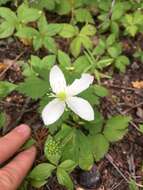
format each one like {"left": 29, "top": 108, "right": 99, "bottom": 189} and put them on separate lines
{"left": 20, "top": 38, "right": 32, "bottom": 46}
{"left": 0, "top": 63, "right": 8, "bottom": 72}
{"left": 132, "top": 81, "right": 143, "bottom": 89}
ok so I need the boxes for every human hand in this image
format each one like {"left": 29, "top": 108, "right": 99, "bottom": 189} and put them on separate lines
{"left": 0, "top": 124, "right": 36, "bottom": 190}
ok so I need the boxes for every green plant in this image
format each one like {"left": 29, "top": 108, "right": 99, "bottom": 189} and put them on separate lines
{"left": 123, "top": 11, "right": 143, "bottom": 37}
{"left": 59, "top": 24, "right": 96, "bottom": 57}
{"left": 0, "top": 59, "right": 131, "bottom": 189}
{"left": 93, "top": 34, "right": 130, "bottom": 72}
{"left": 0, "top": 3, "right": 42, "bottom": 39}
{"left": 0, "top": 1, "right": 140, "bottom": 189}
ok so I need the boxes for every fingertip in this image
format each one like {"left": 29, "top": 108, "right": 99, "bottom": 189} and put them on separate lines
{"left": 14, "top": 124, "right": 31, "bottom": 137}
{"left": 24, "top": 146, "right": 37, "bottom": 156}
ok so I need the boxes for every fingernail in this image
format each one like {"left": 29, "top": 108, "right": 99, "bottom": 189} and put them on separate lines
{"left": 15, "top": 124, "right": 31, "bottom": 137}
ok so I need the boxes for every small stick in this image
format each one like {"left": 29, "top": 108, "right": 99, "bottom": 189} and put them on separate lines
{"left": 104, "top": 84, "right": 137, "bottom": 91}
{"left": 106, "top": 154, "right": 129, "bottom": 183}
{"left": 122, "top": 101, "right": 143, "bottom": 114}
{"left": 0, "top": 51, "right": 25, "bottom": 79}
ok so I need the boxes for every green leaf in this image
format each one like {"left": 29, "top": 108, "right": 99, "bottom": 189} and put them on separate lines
{"left": 39, "top": 95, "right": 52, "bottom": 113}
{"left": 37, "top": 14, "right": 48, "bottom": 34}
{"left": 29, "top": 163, "right": 55, "bottom": 180}
{"left": 98, "top": 1, "right": 111, "bottom": 11}
{"left": 33, "top": 33, "right": 43, "bottom": 50}
{"left": 80, "top": 86, "right": 99, "bottom": 106}
{"left": 0, "top": 7, "right": 17, "bottom": 38}
{"left": 59, "top": 160, "right": 77, "bottom": 173}
{"left": 61, "top": 129, "right": 94, "bottom": 170}
{"left": 17, "top": 3, "right": 42, "bottom": 23}
{"left": 93, "top": 39, "right": 106, "bottom": 56}
{"left": 104, "top": 115, "right": 131, "bottom": 142}
{"left": 59, "top": 24, "right": 77, "bottom": 38}
{"left": 42, "top": 55, "right": 56, "bottom": 70}
{"left": 86, "top": 110, "right": 104, "bottom": 135}
{"left": 134, "top": 11, "right": 143, "bottom": 25}
{"left": 107, "top": 44, "right": 122, "bottom": 58}
{"left": 0, "top": 7, "right": 17, "bottom": 24}
{"left": 61, "top": 128, "right": 79, "bottom": 163}
{"left": 30, "top": 55, "right": 56, "bottom": 79}
{"left": 47, "top": 23, "right": 63, "bottom": 36}
{"left": 139, "top": 124, "right": 143, "bottom": 134}
{"left": 80, "top": 35, "right": 93, "bottom": 50}
{"left": 0, "top": 21, "right": 15, "bottom": 39}
{"left": 22, "top": 138, "right": 36, "bottom": 150}
{"left": 17, "top": 76, "right": 49, "bottom": 99}
{"left": 0, "top": 81, "right": 17, "bottom": 99}
{"left": 16, "top": 26, "right": 38, "bottom": 40}
{"left": 115, "top": 55, "right": 130, "bottom": 72}
{"left": 96, "top": 58, "right": 113, "bottom": 69}
{"left": 30, "top": 179, "right": 47, "bottom": 188}
{"left": 55, "top": 0, "right": 71, "bottom": 15}
{"left": 43, "top": 36, "right": 57, "bottom": 53}
{"left": 70, "top": 36, "right": 82, "bottom": 57}
{"left": 58, "top": 50, "right": 71, "bottom": 68}
{"left": 75, "top": 8, "right": 94, "bottom": 23}
{"left": 99, "top": 20, "right": 110, "bottom": 33}
{"left": 129, "top": 179, "right": 139, "bottom": 190}
{"left": 80, "top": 24, "right": 96, "bottom": 36}
{"left": 73, "top": 55, "right": 90, "bottom": 73}
{"left": 30, "top": 0, "right": 56, "bottom": 11}
{"left": 0, "top": 112, "right": 6, "bottom": 128}
{"left": 94, "top": 85, "right": 109, "bottom": 97}
{"left": 38, "top": 15, "right": 62, "bottom": 36}
{"left": 57, "top": 168, "right": 73, "bottom": 190}
{"left": 55, "top": 124, "right": 74, "bottom": 146}
{"left": 111, "top": 3, "right": 124, "bottom": 21}
{"left": 89, "top": 134, "right": 109, "bottom": 161}
{"left": 106, "top": 34, "right": 116, "bottom": 46}
{"left": 126, "top": 25, "right": 138, "bottom": 37}
{"left": 78, "top": 131, "right": 94, "bottom": 170}
{"left": 110, "top": 21, "right": 119, "bottom": 36}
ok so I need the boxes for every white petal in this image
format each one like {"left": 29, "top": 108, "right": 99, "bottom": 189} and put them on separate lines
{"left": 50, "top": 65, "right": 66, "bottom": 93}
{"left": 66, "top": 96, "right": 94, "bottom": 121}
{"left": 67, "top": 74, "right": 94, "bottom": 96}
{"left": 42, "top": 98, "right": 65, "bottom": 125}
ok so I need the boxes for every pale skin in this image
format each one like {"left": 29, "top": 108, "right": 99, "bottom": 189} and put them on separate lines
{"left": 0, "top": 124, "right": 36, "bottom": 190}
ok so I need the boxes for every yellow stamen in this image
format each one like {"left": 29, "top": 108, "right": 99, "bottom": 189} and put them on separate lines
{"left": 57, "top": 92, "right": 67, "bottom": 101}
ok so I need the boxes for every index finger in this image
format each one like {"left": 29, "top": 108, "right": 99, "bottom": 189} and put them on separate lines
{"left": 0, "top": 124, "right": 31, "bottom": 163}
{"left": 0, "top": 146, "right": 36, "bottom": 190}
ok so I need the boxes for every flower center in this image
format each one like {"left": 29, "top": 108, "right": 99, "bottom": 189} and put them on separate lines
{"left": 57, "top": 91, "right": 67, "bottom": 101}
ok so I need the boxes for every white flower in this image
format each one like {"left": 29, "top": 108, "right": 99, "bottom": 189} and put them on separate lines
{"left": 42, "top": 65, "right": 94, "bottom": 125}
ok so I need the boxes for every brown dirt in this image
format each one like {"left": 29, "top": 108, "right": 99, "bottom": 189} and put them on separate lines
{"left": 0, "top": 31, "right": 143, "bottom": 190}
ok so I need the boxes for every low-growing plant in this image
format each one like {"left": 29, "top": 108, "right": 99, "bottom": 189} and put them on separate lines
{"left": 0, "top": 58, "right": 131, "bottom": 189}
{"left": 122, "top": 11, "right": 143, "bottom": 37}
{"left": 0, "top": 0, "right": 142, "bottom": 189}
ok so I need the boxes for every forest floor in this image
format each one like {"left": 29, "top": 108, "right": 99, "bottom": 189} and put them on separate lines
{"left": 0, "top": 29, "right": 143, "bottom": 190}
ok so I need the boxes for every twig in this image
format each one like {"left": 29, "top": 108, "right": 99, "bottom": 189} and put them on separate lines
{"left": 105, "top": 84, "right": 137, "bottom": 91}
{"left": 122, "top": 101, "right": 143, "bottom": 114}
{"left": 111, "top": 100, "right": 142, "bottom": 133}
{"left": 106, "top": 154, "right": 129, "bottom": 183}
{"left": 0, "top": 51, "right": 25, "bottom": 79}
{"left": 106, "top": 154, "right": 143, "bottom": 188}
{"left": 110, "top": 179, "right": 124, "bottom": 190}
{"left": 0, "top": 100, "right": 22, "bottom": 108}
{"left": 127, "top": 154, "right": 136, "bottom": 179}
